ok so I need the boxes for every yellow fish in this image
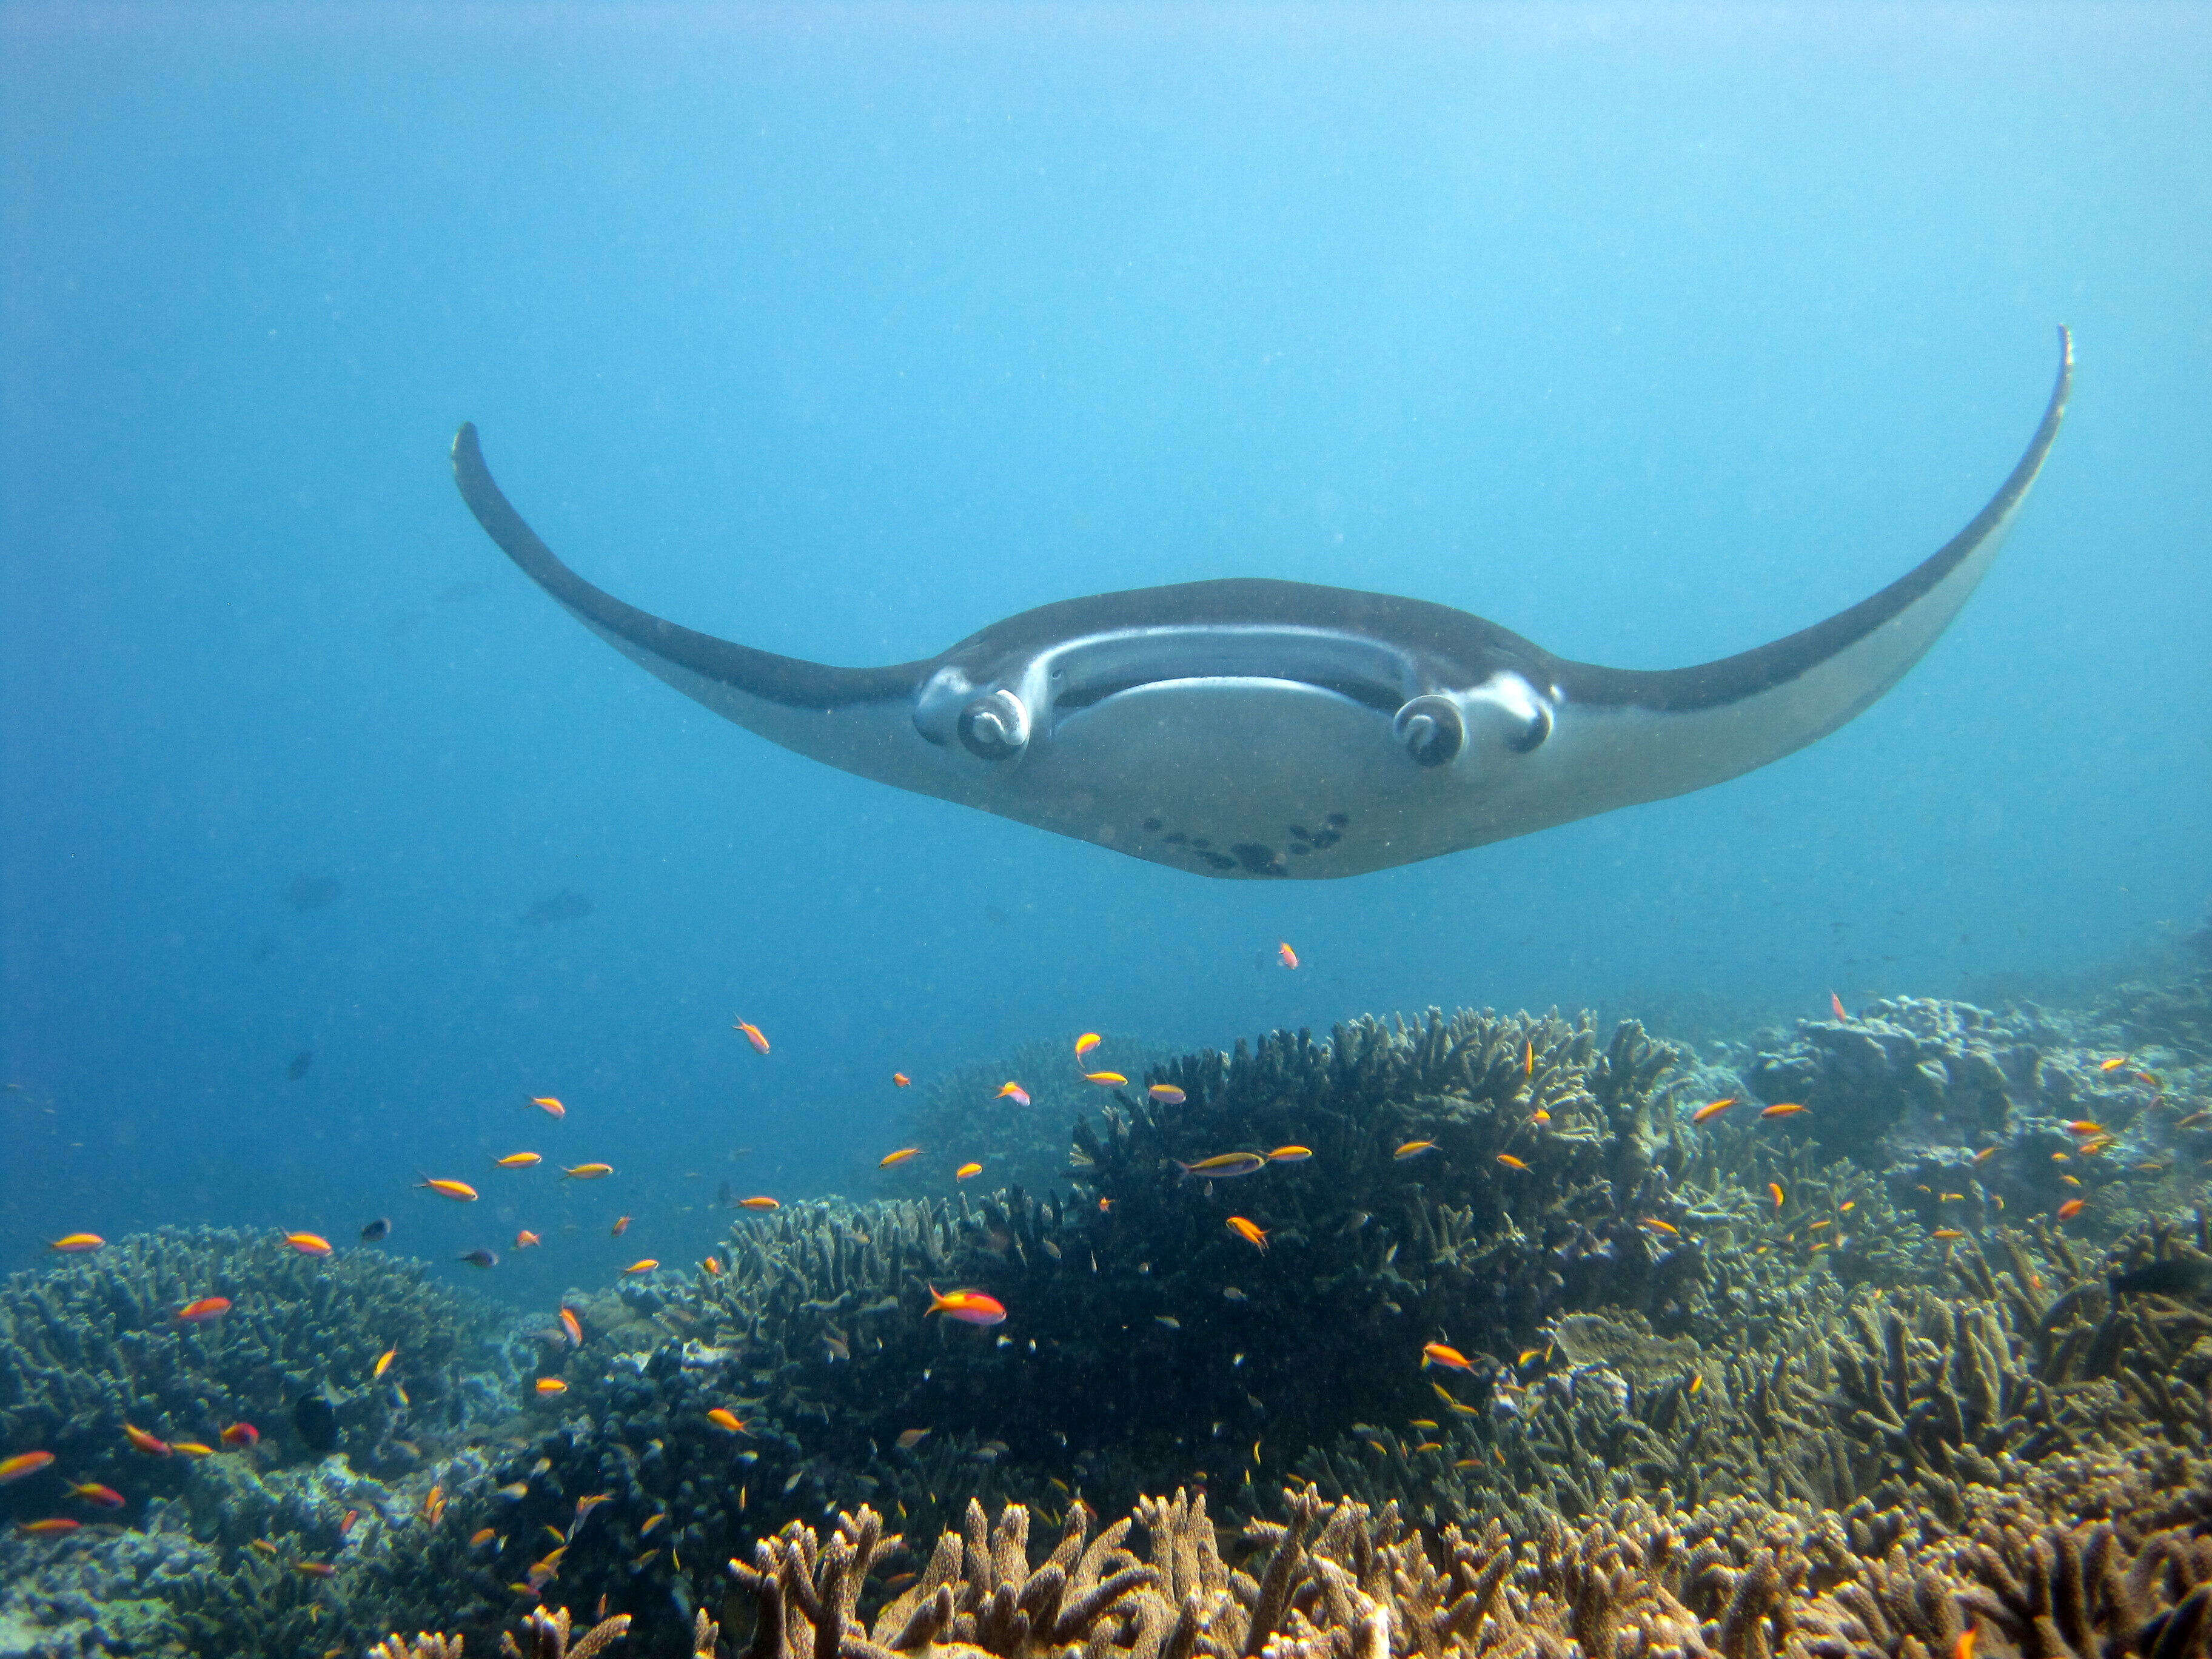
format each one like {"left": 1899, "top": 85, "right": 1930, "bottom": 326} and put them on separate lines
{"left": 1393, "top": 1141, "right": 1438, "bottom": 1160}
{"left": 1082, "top": 1071, "right": 1128, "bottom": 1088}
{"left": 1074, "top": 1033, "right": 1101, "bottom": 1058}
{"left": 495, "top": 1153, "right": 541, "bottom": 1168}
{"left": 560, "top": 1164, "right": 613, "bottom": 1181}
{"left": 1225, "top": 1216, "right": 1268, "bottom": 1250}
{"left": 954, "top": 1162, "right": 983, "bottom": 1180}
{"left": 878, "top": 1148, "right": 922, "bottom": 1168}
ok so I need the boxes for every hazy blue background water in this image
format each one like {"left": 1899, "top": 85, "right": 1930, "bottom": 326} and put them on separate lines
{"left": 2, "top": 4, "right": 2205, "bottom": 1297}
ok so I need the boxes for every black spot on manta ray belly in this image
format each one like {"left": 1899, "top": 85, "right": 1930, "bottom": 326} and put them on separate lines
{"left": 1230, "top": 843, "right": 1287, "bottom": 876}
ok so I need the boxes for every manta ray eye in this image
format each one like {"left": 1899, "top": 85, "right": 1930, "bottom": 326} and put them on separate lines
{"left": 1393, "top": 695, "right": 1466, "bottom": 767}
{"left": 958, "top": 690, "right": 1031, "bottom": 760}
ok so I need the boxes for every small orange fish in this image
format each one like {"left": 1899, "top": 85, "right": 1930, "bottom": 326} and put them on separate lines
{"left": 535, "top": 1378, "right": 568, "bottom": 1395}
{"left": 1074, "top": 1033, "right": 1101, "bottom": 1058}
{"left": 470, "top": 1526, "right": 498, "bottom": 1548}
{"left": 700, "top": 1255, "right": 724, "bottom": 1276}
{"left": 705, "top": 1408, "right": 748, "bottom": 1433}
{"left": 1225, "top": 1216, "right": 1268, "bottom": 1250}
{"left": 68, "top": 1481, "right": 124, "bottom": 1507}
{"left": 638, "top": 1512, "right": 667, "bottom": 1536}
{"left": 1394, "top": 1141, "right": 1438, "bottom": 1160}
{"left": 560, "top": 1163, "right": 612, "bottom": 1181}
{"left": 1974, "top": 1146, "right": 1999, "bottom": 1162}
{"left": 2099, "top": 1057, "right": 2128, "bottom": 1072}
{"left": 892, "top": 1073, "right": 910, "bottom": 1088}
{"left": 284, "top": 1232, "right": 333, "bottom": 1258}
{"left": 1769, "top": 1182, "right": 1786, "bottom": 1210}
{"left": 1530, "top": 1109, "right": 1550, "bottom": 1123}
{"left": 171, "top": 1442, "right": 214, "bottom": 1458}
{"left": 1691, "top": 1098, "right": 1737, "bottom": 1124}
{"left": 0, "top": 1451, "right": 55, "bottom": 1482}
{"left": 1082, "top": 1071, "right": 1128, "bottom": 1088}
{"left": 733, "top": 1021, "right": 770, "bottom": 1054}
{"left": 1955, "top": 1630, "right": 1977, "bottom": 1659}
{"left": 927, "top": 1286, "right": 1007, "bottom": 1326}
{"left": 1098, "top": 1198, "right": 1113, "bottom": 1213}
{"left": 1523, "top": 1041, "right": 1535, "bottom": 1077}
{"left": 2057, "top": 1199, "right": 2085, "bottom": 1221}
{"left": 1179, "top": 1151, "right": 1267, "bottom": 1178}
{"left": 610, "top": 1216, "right": 630, "bottom": 1236}
{"left": 2066, "top": 1121, "right": 2104, "bottom": 1136}
{"left": 896, "top": 1428, "right": 931, "bottom": 1449}
{"left": 1267, "top": 1145, "right": 1312, "bottom": 1162}
{"left": 417, "top": 1177, "right": 478, "bottom": 1201}
{"left": 293, "top": 1561, "right": 337, "bottom": 1578}
{"left": 1830, "top": 992, "right": 1849, "bottom": 1021}
{"left": 176, "top": 1297, "right": 231, "bottom": 1323}
{"left": 1277, "top": 942, "right": 1298, "bottom": 969}
{"left": 18, "top": 1518, "right": 79, "bottom": 1535}
{"left": 738, "top": 1196, "right": 780, "bottom": 1210}
{"left": 559, "top": 1307, "right": 583, "bottom": 1345}
{"left": 123, "top": 1425, "right": 170, "bottom": 1457}
{"left": 879, "top": 1148, "right": 922, "bottom": 1168}
{"left": 221, "top": 1421, "right": 258, "bottom": 1447}
{"left": 955, "top": 1162, "right": 984, "bottom": 1180}
{"left": 996, "top": 1082, "right": 1030, "bottom": 1105}
{"left": 373, "top": 1348, "right": 397, "bottom": 1379}
{"left": 1641, "top": 1217, "right": 1680, "bottom": 1236}
{"left": 1148, "top": 1084, "right": 1187, "bottom": 1105}
{"left": 495, "top": 1153, "right": 542, "bottom": 1168}
{"left": 514, "top": 1230, "right": 541, "bottom": 1248}
{"left": 1420, "top": 1342, "right": 1474, "bottom": 1371}
{"left": 1495, "top": 1154, "right": 1529, "bottom": 1171}
{"left": 46, "top": 1233, "right": 103, "bottom": 1253}
{"left": 1760, "top": 1103, "right": 1806, "bottom": 1119}
{"left": 528, "top": 1096, "right": 566, "bottom": 1118}
{"left": 621, "top": 1259, "right": 658, "bottom": 1275}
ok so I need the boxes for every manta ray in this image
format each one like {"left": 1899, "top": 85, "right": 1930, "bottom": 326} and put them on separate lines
{"left": 454, "top": 330, "right": 2068, "bottom": 880}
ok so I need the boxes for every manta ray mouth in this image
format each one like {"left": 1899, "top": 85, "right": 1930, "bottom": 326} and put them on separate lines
{"left": 1053, "top": 672, "right": 1402, "bottom": 716}
{"left": 1035, "top": 627, "right": 1427, "bottom": 722}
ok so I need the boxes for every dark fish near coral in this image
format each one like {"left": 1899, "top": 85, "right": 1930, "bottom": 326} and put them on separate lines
{"left": 458, "top": 1248, "right": 500, "bottom": 1269}
{"left": 286, "top": 1050, "right": 313, "bottom": 1081}
{"left": 520, "top": 890, "right": 593, "bottom": 927}
{"left": 2110, "top": 1258, "right": 2212, "bottom": 1298}
{"left": 284, "top": 875, "right": 343, "bottom": 911}
{"left": 293, "top": 1392, "right": 338, "bottom": 1455}
{"left": 360, "top": 1217, "right": 391, "bottom": 1242}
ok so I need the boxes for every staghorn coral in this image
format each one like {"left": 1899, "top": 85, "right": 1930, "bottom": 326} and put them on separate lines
{"left": 501, "top": 1606, "right": 633, "bottom": 1658}
{"left": 0, "top": 1226, "right": 506, "bottom": 1523}
{"left": 370, "top": 1638, "right": 466, "bottom": 1659}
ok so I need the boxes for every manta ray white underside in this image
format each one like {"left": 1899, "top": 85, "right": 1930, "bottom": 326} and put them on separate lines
{"left": 454, "top": 332, "right": 2069, "bottom": 879}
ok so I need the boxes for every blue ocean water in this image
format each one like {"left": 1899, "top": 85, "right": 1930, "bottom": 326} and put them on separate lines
{"left": 0, "top": 3, "right": 2204, "bottom": 1297}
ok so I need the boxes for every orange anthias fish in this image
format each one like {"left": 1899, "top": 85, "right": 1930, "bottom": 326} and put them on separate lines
{"left": 1394, "top": 1141, "right": 1438, "bottom": 1160}
{"left": 1691, "top": 1098, "right": 1737, "bottom": 1124}
{"left": 1268, "top": 1145, "right": 1313, "bottom": 1162}
{"left": 1641, "top": 1218, "right": 1680, "bottom": 1236}
{"left": 892, "top": 1073, "right": 911, "bottom": 1088}
{"left": 373, "top": 1348, "right": 398, "bottom": 1379}
{"left": 955, "top": 1162, "right": 984, "bottom": 1181}
{"left": 1148, "top": 1084, "right": 1187, "bottom": 1105}
{"left": 515, "top": 1230, "right": 541, "bottom": 1248}
{"left": 927, "top": 1286, "right": 1008, "bottom": 1326}
{"left": 1760, "top": 1103, "right": 1806, "bottom": 1119}
{"left": 705, "top": 1408, "right": 748, "bottom": 1433}
{"left": 528, "top": 1096, "right": 566, "bottom": 1118}
{"left": 417, "top": 1177, "right": 479, "bottom": 1201}
{"left": 123, "top": 1425, "right": 170, "bottom": 1456}
{"left": 879, "top": 1148, "right": 922, "bottom": 1168}
{"left": 1955, "top": 1631, "right": 1978, "bottom": 1659}
{"left": 1082, "top": 1071, "right": 1128, "bottom": 1088}
{"left": 1177, "top": 1152, "right": 1267, "bottom": 1179}
{"left": 69, "top": 1481, "right": 124, "bottom": 1507}
{"left": 495, "top": 1153, "right": 542, "bottom": 1168}
{"left": 1496, "top": 1154, "right": 1529, "bottom": 1171}
{"left": 175, "top": 1298, "right": 232, "bottom": 1323}
{"left": 608, "top": 1216, "right": 632, "bottom": 1238}
{"left": 2066, "top": 1121, "right": 2105, "bottom": 1136}
{"left": 1769, "top": 1183, "right": 1786, "bottom": 1211}
{"left": 221, "top": 1422, "right": 259, "bottom": 1447}
{"left": 0, "top": 1451, "right": 55, "bottom": 1482}
{"left": 1523, "top": 1041, "right": 1535, "bottom": 1077}
{"left": 2057, "top": 1199, "right": 2085, "bottom": 1221}
{"left": 46, "top": 1233, "right": 103, "bottom": 1253}
{"left": 283, "top": 1233, "right": 333, "bottom": 1257}
{"left": 621, "top": 1259, "right": 658, "bottom": 1275}
{"left": 560, "top": 1163, "right": 613, "bottom": 1181}
{"left": 535, "top": 1378, "right": 568, "bottom": 1395}
{"left": 18, "top": 1518, "right": 79, "bottom": 1535}
{"left": 560, "top": 1307, "right": 584, "bottom": 1346}
{"left": 995, "top": 1082, "right": 1030, "bottom": 1106}
{"left": 700, "top": 1255, "right": 723, "bottom": 1276}
{"left": 1276, "top": 942, "right": 1298, "bottom": 970}
{"left": 1830, "top": 992, "right": 1849, "bottom": 1021}
{"left": 2099, "top": 1056, "right": 2128, "bottom": 1072}
{"left": 1074, "top": 1033, "right": 1101, "bottom": 1059}
{"left": 738, "top": 1196, "right": 780, "bottom": 1210}
{"left": 1226, "top": 1216, "right": 1268, "bottom": 1250}
{"left": 733, "top": 1021, "right": 770, "bottom": 1054}
{"left": 1420, "top": 1342, "right": 1474, "bottom": 1371}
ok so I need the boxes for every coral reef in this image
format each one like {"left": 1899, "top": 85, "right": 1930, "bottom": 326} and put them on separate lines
{"left": 0, "top": 1227, "right": 509, "bottom": 1526}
